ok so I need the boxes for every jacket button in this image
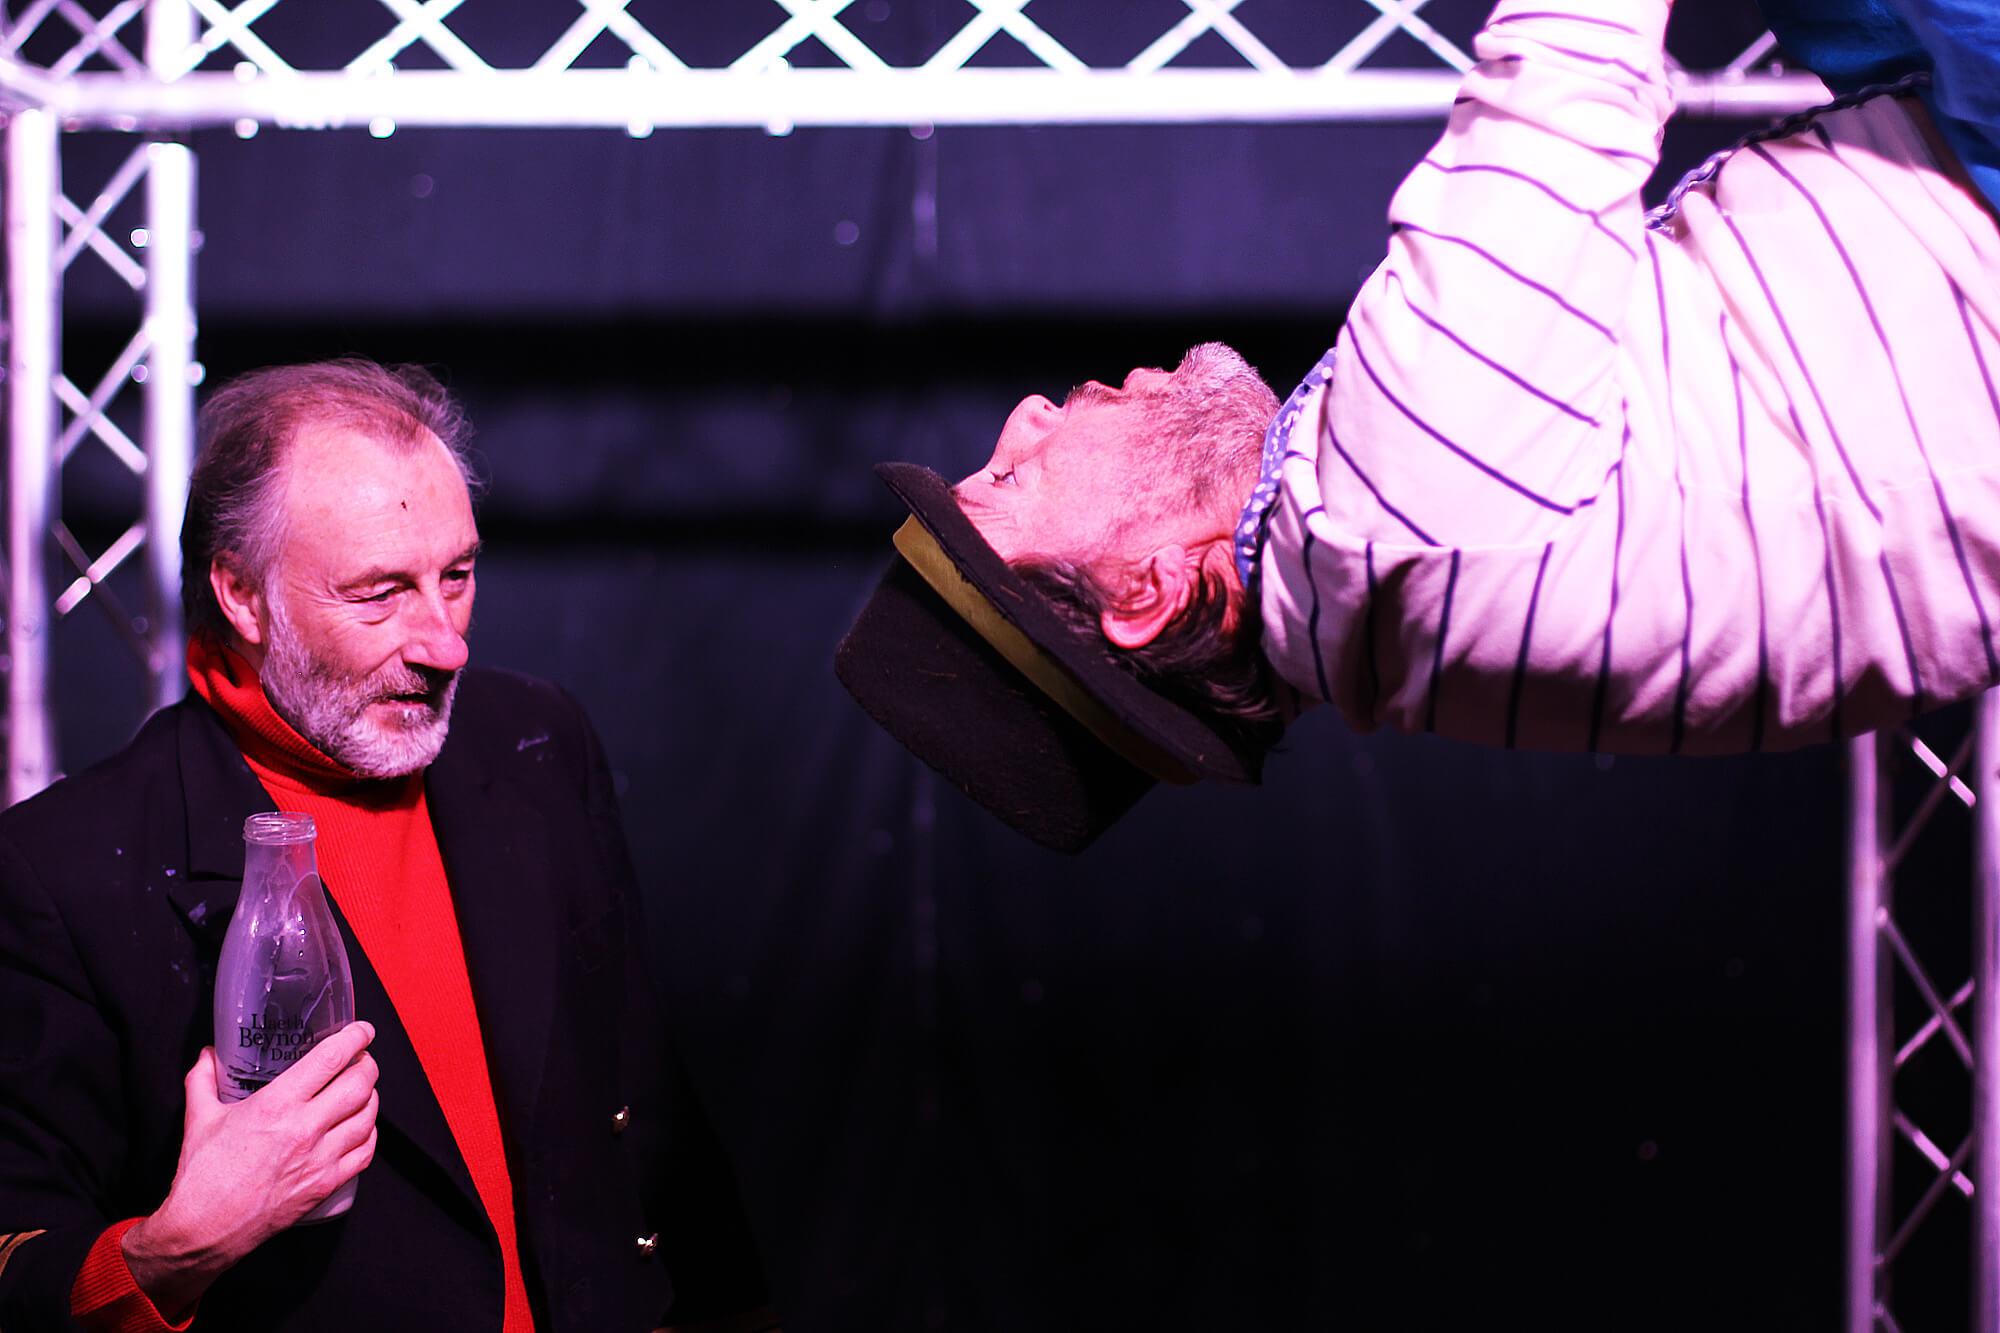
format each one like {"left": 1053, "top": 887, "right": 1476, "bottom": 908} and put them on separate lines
{"left": 636, "top": 1233, "right": 658, "bottom": 1258}
{"left": 611, "top": 1106, "right": 631, "bottom": 1134}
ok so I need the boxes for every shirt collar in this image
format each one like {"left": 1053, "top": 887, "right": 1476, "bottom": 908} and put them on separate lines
{"left": 1236, "top": 346, "right": 1339, "bottom": 597}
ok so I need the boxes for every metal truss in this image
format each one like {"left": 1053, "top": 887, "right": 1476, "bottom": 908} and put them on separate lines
{"left": 0, "top": 0, "right": 1826, "bottom": 130}
{"left": 3, "top": 0, "right": 194, "bottom": 802}
{"left": 1848, "top": 704, "right": 2000, "bottom": 1332}
{"left": 0, "top": 2, "right": 1829, "bottom": 796}
{"left": 12, "top": 3, "right": 1967, "bottom": 1325}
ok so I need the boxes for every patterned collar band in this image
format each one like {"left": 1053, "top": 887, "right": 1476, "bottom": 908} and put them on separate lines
{"left": 1237, "top": 346, "right": 1341, "bottom": 600}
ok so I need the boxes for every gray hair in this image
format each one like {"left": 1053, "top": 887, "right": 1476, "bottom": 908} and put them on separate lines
{"left": 1138, "top": 341, "right": 1281, "bottom": 516}
{"left": 1015, "top": 342, "right": 1285, "bottom": 759}
{"left": 181, "top": 358, "right": 476, "bottom": 635}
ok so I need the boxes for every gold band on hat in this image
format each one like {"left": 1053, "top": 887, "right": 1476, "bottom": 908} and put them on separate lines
{"left": 892, "top": 517, "right": 1196, "bottom": 786}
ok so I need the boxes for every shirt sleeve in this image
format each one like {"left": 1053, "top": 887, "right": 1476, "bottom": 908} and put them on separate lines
{"left": 1257, "top": 0, "right": 2000, "bottom": 753}
{"left": 69, "top": 1220, "right": 191, "bottom": 1333}
{"left": 1258, "top": 0, "right": 1678, "bottom": 749}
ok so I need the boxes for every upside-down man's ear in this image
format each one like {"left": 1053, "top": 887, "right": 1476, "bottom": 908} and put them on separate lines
{"left": 1099, "top": 545, "right": 1199, "bottom": 650}
{"left": 209, "top": 556, "right": 269, "bottom": 649}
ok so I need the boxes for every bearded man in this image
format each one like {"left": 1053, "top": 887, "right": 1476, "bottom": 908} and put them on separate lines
{"left": 839, "top": 0, "right": 2000, "bottom": 851}
{"left": 0, "top": 361, "right": 775, "bottom": 1332}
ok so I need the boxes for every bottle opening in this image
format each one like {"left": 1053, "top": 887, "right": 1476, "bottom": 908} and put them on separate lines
{"left": 243, "top": 811, "right": 317, "bottom": 844}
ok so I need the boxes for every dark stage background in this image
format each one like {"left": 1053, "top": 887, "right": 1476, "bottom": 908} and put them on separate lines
{"left": 40, "top": 1, "right": 1976, "bottom": 1328}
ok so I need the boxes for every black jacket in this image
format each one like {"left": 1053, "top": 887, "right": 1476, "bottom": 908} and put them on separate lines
{"left": 0, "top": 668, "right": 765, "bottom": 1331}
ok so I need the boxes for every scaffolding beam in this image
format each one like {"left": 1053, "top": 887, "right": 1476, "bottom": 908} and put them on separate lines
{"left": 6, "top": 6, "right": 1991, "bottom": 1330}
{"left": 1978, "top": 691, "right": 2000, "bottom": 1328}
{"left": 0, "top": 65, "right": 1829, "bottom": 131}
{"left": 6, "top": 105, "right": 58, "bottom": 805}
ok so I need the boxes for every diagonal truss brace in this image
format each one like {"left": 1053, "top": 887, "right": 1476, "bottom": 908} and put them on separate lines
{"left": 4, "top": 0, "right": 197, "bottom": 801}
{"left": 0, "top": 0, "right": 1827, "bottom": 130}
{"left": 1851, "top": 713, "right": 2000, "bottom": 1333}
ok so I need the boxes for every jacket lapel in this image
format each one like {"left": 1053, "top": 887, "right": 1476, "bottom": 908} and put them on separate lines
{"left": 164, "top": 698, "right": 483, "bottom": 1215}
{"left": 423, "top": 723, "right": 559, "bottom": 1146}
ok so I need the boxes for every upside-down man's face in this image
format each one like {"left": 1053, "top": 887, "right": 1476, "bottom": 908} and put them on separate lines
{"left": 952, "top": 343, "right": 1272, "bottom": 649}
{"left": 958, "top": 343, "right": 1264, "bottom": 559}
{"left": 954, "top": 366, "right": 1186, "bottom": 571}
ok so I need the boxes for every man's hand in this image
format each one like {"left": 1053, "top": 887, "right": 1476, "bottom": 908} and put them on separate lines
{"left": 121, "top": 1021, "right": 379, "bottom": 1319}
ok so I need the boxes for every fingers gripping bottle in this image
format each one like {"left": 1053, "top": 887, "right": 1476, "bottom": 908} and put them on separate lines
{"left": 214, "top": 811, "right": 359, "bottom": 1220}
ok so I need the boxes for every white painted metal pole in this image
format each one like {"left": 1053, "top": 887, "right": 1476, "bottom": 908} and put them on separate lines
{"left": 1975, "top": 689, "right": 2000, "bottom": 1332}
{"left": 1848, "top": 732, "right": 1887, "bottom": 1333}
{"left": 5, "top": 108, "right": 59, "bottom": 804}
{"left": 141, "top": 140, "right": 194, "bottom": 711}
{"left": 141, "top": 0, "right": 197, "bottom": 712}
{"left": 145, "top": 0, "right": 194, "bottom": 72}
{"left": 0, "top": 67, "right": 1831, "bottom": 132}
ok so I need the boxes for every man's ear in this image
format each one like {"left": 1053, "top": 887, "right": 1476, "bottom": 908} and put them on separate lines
{"left": 209, "top": 556, "right": 269, "bottom": 648}
{"left": 1099, "top": 546, "right": 1197, "bottom": 650}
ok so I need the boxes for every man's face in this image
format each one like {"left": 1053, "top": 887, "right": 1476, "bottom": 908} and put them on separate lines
{"left": 955, "top": 368, "right": 1177, "bottom": 570}
{"left": 254, "top": 425, "right": 480, "bottom": 778}
{"left": 954, "top": 345, "right": 1262, "bottom": 576}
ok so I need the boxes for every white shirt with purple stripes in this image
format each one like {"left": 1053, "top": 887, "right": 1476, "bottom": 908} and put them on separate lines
{"left": 1252, "top": 0, "right": 2000, "bottom": 754}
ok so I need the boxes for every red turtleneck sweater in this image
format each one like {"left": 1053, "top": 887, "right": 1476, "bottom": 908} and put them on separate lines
{"left": 69, "top": 635, "right": 533, "bottom": 1333}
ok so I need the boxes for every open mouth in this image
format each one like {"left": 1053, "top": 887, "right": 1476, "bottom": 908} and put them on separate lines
{"left": 376, "top": 690, "right": 437, "bottom": 710}
{"left": 366, "top": 668, "right": 456, "bottom": 718}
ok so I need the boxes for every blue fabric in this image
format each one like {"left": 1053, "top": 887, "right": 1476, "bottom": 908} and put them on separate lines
{"left": 1755, "top": 0, "right": 1929, "bottom": 87}
{"left": 1899, "top": 0, "right": 2000, "bottom": 209}
{"left": 1757, "top": 0, "right": 2000, "bottom": 209}
{"left": 1237, "top": 347, "right": 1337, "bottom": 596}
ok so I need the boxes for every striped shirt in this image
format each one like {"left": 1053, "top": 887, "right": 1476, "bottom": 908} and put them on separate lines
{"left": 1250, "top": 0, "right": 2000, "bottom": 754}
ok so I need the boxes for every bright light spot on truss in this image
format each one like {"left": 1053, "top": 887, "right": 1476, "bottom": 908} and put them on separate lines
{"left": 129, "top": 228, "right": 148, "bottom": 249}
{"left": 234, "top": 62, "right": 257, "bottom": 83}
{"left": 369, "top": 118, "right": 395, "bottom": 138}
{"left": 234, "top": 118, "right": 258, "bottom": 139}
{"left": 910, "top": 123, "right": 933, "bottom": 140}
{"left": 188, "top": 363, "right": 206, "bottom": 387}
{"left": 627, "top": 121, "right": 653, "bottom": 138}
{"left": 758, "top": 53, "right": 798, "bottom": 135}
{"left": 131, "top": 364, "right": 148, "bottom": 383}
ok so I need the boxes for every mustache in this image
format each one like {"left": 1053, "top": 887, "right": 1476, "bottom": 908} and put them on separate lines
{"left": 1062, "top": 380, "right": 1126, "bottom": 410}
{"left": 370, "top": 663, "right": 458, "bottom": 705}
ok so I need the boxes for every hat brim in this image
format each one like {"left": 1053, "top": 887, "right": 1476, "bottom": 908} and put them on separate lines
{"left": 834, "top": 462, "right": 1262, "bottom": 854}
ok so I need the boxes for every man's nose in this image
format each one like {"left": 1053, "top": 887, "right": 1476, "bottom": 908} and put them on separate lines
{"left": 400, "top": 587, "right": 470, "bottom": 674}
{"left": 985, "top": 393, "right": 1062, "bottom": 464}
{"left": 1019, "top": 393, "right": 1061, "bottom": 425}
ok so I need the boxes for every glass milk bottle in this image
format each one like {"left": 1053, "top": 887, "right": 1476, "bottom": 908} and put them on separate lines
{"left": 213, "top": 811, "right": 359, "bottom": 1220}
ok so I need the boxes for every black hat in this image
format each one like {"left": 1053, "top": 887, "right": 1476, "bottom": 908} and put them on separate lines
{"left": 834, "top": 461, "right": 1265, "bottom": 854}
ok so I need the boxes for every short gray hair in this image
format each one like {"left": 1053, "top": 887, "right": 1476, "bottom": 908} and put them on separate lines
{"left": 998, "top": 342, "right": 1284, "bottom": 758}
{"left": 1137, "top": 341, "right": 1281, "bottom": 517}
{"left": 181, "top": 358, "right": 476, "bottom": 635}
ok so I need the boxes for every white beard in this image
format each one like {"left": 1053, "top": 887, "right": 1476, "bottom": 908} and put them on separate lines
{"left": 259, "top": 594, "right": 459, "bottom": 778}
